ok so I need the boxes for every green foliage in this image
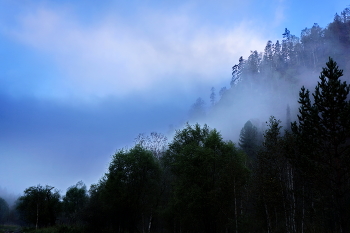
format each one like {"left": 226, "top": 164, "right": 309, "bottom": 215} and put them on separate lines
{"left": 89, "top": 145, "right": 162, "bottom": 232}
{"left": 16, "top": 185, "right": 61, "bottom": 228}
{"left": 0, "top": 197, "right": 9, "bottom": 224}
{"left": 165, "top": 123, "right": 250, "bottom": 233}
{"left": 62, "top": 181, "right": 88, "bottom": 226}
{"left": 239, "top": 120, "right": 260, "bottom": 164}
{"left": 255, "top": 117, "right": 289, "bottom": 232}
{"left": 292, "top": 57, "right": 350, "bottom": 232}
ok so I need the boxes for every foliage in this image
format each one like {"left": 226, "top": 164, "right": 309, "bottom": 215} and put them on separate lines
{"left": 134, "top": 132, "right": 168, "bottom": 159}
{"left": 291, "top": 57, "right": 350, "bottom": 232}
{"left": 16, "top": 185, "right": 61, "bottom": 228}
{"left": 239, "top": 120, "right": 260, "bottom": 164}
{"left": 87, "top": 145, "right": 162, "bottom": 233}
{"left": 0, "top": 197, "right": 9, "bottom": 224}
{"left": 62, "top": 181, "right": 88, "bottom": 226}
{"left": 165, "top": 123, "right": 250, "bottom": 233}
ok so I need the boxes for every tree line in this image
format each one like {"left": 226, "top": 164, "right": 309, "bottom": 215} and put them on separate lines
{"left": 1, "top": 6, "right": 350, "bottom": 233}
{"left": 1, "top": 57, "right": 348, "bottom": 233}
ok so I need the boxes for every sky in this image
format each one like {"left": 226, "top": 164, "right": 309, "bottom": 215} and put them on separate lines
{"left": 0, "top": 0, "right": 349, "bottom": 200}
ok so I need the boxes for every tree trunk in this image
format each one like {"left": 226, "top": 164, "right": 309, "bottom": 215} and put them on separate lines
{"left": 36, "top": 203, "right": 39, "bottom": 230}
{"left": 148, "top": 211, "right": 153, "bottom": 233}
{"left": 234, "top": 177, "right": 238, "bottom": 233}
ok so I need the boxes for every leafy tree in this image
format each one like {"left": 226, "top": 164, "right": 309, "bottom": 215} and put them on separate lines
{"left": 62, "top": 181, "right": 88, "bottom": 226}
{"left": 0, "top": 197, "right": 9, "bottom": 224}
{"left": 101, "top": 145, "right": 162, "bottom": 233}
{"left": 292, "top": 57, "right": 350, "bottom": 232}
{"left": 16, "top": 185, "right": 61, "bottom": 229}
{"left": 84, "top": 182, "right": 105, "bottom": 232}
{"left": 165, "top": 123, "right": 249, "bottom": 233}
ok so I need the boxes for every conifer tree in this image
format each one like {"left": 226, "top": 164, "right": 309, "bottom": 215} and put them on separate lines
{"left": 239, "top": 121, "right": 259, "bottom": 163}
{"left": 292, "top": 57, "right": 350, "bottom": 232}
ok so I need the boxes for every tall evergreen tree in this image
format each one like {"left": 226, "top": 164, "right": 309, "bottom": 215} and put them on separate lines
{"left": 231, "top": 56, "right": 244, "bottom": 86}
{"left": 239, "top": 120, "right": 259, "bottom": 164}
{"left": 292, "top": 57, "right": 350, "bottom": 232}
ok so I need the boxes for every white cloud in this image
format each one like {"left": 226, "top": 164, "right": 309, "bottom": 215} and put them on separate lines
{"left": 8, "top": 4, "right": 268, "bottom": 98}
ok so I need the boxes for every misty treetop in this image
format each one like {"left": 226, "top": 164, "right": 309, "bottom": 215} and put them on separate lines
{"left": 190, "top": 7, "right": 350, "bottom": 127}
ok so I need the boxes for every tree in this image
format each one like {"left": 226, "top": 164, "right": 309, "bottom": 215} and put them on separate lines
{"left": 101, "top": 145, "right": 162, "bottom": 233}
{"left": 219, "top": 87, "right": 227, "bottom": 99}
{"left": 292, "top": 57, "right": 350, "bottom": 232}
{"left": 239, "top": 120, "right": 260, "bottom": 165}
{"left": 246, "top": 50, "right": 261, "bottom": 74}
{"left": 300, "top": 23, "right": 324, "bottom": 70}
{"left": 255, "top": 117, "right": 297, "bottom": 233}
{"left": 134, "top": 132, "right": 168, "bottom": 159}
{"left": 165, "top": 123, "right": 249, "bottom": 233}
{"left": 231, "top": 56, "right": 244, "bottom": 86}
{"left": 210, "top": 87, "right": 216, "bottom": 106}
{"left": 189, "top": 97, "right": 206, "bottom": 120}
{"left": 262, "top": 40, "right": 274, "bottom": 74}
{"left": 0, "top": 197, "right": 9, "bottom": 224}
{"left": 16, "top": 185, "right": 61, "bottom": 229}
{"left": 273, "top": 40, "right": 283, "bottom": 71}
{"left": 62, "top": 181, "right": 88, "bottom": 226}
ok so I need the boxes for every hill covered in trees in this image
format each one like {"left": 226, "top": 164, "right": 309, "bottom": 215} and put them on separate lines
{"left": 2, "top": 6, "right": 350, "bottom": 233}
{"left": 190, "top": 8, "right": 350, "bottom": 142}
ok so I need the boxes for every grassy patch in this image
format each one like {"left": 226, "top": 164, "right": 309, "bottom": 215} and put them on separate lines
{"left": 0, "top": 225, "right": 21, "bottom": 233}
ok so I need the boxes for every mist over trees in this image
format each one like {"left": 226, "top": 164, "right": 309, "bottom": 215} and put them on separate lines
{"left": 3, "top": 6, "right": 350, "bottom": 233}
{"left": 190, "top": 8, "right": 350, "bottom": 142}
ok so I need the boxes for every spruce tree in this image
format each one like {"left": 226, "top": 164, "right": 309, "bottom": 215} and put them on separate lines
{"left": 239, "top": 120, "right": 259, "bottom": 163}
{"left": 292, "top": 57, "right": 350, "bottom": 232}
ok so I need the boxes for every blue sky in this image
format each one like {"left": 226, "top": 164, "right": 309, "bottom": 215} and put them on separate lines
{"left": 0, "top": 0, "right": 348, "bottom": 197}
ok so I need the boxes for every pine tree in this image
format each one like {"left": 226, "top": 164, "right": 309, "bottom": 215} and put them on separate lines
{"left": 239, "top": 121, "right": 259, "bottom": 163}
{"left": 292, "top": 57, "right": 350, "bottom": 232}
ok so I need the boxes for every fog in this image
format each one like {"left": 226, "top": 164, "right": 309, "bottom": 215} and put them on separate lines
{"left": 1, "top": 1, "right": 349, "bottom": 197}
{"left": 187, "top": 31, "right": 350, "bottom": 143}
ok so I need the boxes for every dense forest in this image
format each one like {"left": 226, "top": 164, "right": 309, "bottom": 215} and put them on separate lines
{"left": 1, "top": 6, "right": 350, "bottom": 233}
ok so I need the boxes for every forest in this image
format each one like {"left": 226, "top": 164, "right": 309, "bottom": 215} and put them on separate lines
{"left": 1, "top": 6, "right": 350, "bottom": 233}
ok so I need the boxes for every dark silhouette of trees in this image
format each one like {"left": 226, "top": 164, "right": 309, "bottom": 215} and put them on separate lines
{"left": 16, "top": 185, "right": 61, "bottom": 229}
{"left": 0, "top": 197, "right": 9, "bottom": 224}
{"left": 292, "top": 57, "right": 350, "bottom": 232}
{"left": 62, "top": 181, "right": 88, "bottom": 226}
{"left": 239, "top": 120, "right": 260, "bottom": 164}
{"left": 164, "top": 123, "right": 250, "bottom": 233}
{"left": 97, "top": 145, "right": 162, "bottom": 233}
